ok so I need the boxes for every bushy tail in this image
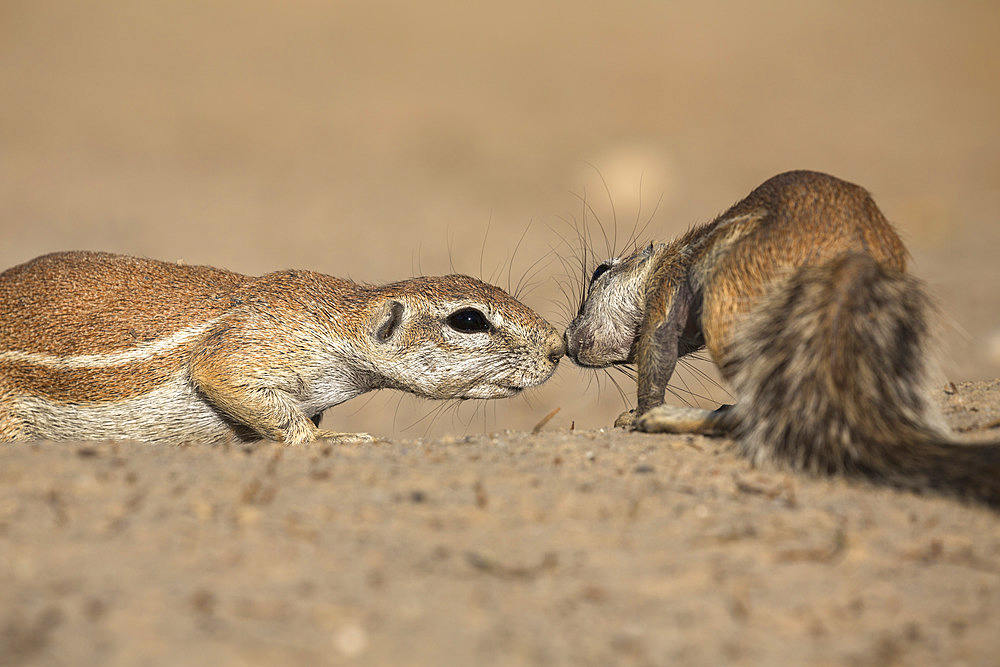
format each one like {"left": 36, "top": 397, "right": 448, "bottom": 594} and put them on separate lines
{"left": 720, "top": 253, "right": 1000, "bottom": 507}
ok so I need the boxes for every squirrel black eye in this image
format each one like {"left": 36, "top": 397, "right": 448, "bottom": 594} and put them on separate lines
{"left": 590, "top": 263, "right": 611, "bottom": 284}
{"left": 447, "top": 308, "right": 491, "bottom": 333}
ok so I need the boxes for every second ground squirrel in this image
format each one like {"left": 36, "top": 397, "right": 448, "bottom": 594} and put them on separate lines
{"left": 565, "top": 170, "right": 1000, "bottom": 506}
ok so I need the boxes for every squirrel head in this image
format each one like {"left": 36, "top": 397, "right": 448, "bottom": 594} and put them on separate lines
{"left": 564, "top": 242, "right": 665, "bottom": 367}
{"left": 366, "top": 275, "right": 565, "bottom": 400}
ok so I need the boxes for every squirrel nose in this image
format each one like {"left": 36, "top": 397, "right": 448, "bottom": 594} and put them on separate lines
{"left": 548, "top": 335, "right": 566, "bottom": 364}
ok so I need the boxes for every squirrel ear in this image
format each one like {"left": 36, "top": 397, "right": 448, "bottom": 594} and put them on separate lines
{"left": 374, "top": 301, "right": 404, "bottom": 343}
{"left": 640, "top": 242, "right": 662, "bottom": 261}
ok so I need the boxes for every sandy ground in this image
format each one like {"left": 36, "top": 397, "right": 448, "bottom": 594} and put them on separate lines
{"left": 2, "top": 381, "right": 999, "bottom": 666}
{"left": 2, "top": 1, "right": 1000, "bottom": 665}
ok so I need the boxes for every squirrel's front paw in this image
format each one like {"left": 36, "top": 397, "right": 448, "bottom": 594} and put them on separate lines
{"left": 314, "top": 430, "right": 379, "bottom": 444}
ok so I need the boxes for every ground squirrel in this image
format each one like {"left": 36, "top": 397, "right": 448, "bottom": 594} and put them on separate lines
{"left": 565, "top": 170, "right": 1000, "bottom": 506}
{"left": 0, "top": 251, "right": 565, "bottom": 445}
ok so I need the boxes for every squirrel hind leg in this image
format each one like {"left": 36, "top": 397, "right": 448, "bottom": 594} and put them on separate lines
{"left": 0, "top": 408, "right": 26, "bottom": 442}
{"left": 0, "top": 378, "right": 29, "bottom": 441}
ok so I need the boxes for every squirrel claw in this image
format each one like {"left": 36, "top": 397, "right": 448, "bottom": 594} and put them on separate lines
{"left": 614, "top": 409, "right": 637, "bottom": 429}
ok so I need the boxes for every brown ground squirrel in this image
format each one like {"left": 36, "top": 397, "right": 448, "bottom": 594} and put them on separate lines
{"left": 565, "top": 170, "right": 1000, "bottom": 506}
{"left": 0, "top": 251, "right": 565, "bottom": 445}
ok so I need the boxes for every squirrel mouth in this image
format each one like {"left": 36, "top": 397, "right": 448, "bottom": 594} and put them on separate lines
{"left": 478, "top": 383, "right": 525, "bottom": 398}
{"left": 453, "top": 383, "right": 525, "bottom": 400}
{"left": 567, "top": 355, "right": 616, "bottom": 369}
{"left": 567, "top": 351, "right": 632, "bottom": 369}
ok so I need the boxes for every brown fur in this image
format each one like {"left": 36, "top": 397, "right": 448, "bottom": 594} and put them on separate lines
{"left": 566, "top": 170, "right": 1000, "bottom": 507}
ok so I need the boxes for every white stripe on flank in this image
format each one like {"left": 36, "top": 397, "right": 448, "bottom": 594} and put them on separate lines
{"left": 0, "top": 317, "right": 224, "bottom": 369}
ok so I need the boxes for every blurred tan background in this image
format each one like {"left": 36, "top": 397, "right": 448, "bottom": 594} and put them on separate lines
{"left": 2, "top": 0, "right": 998, "bottom": 438}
